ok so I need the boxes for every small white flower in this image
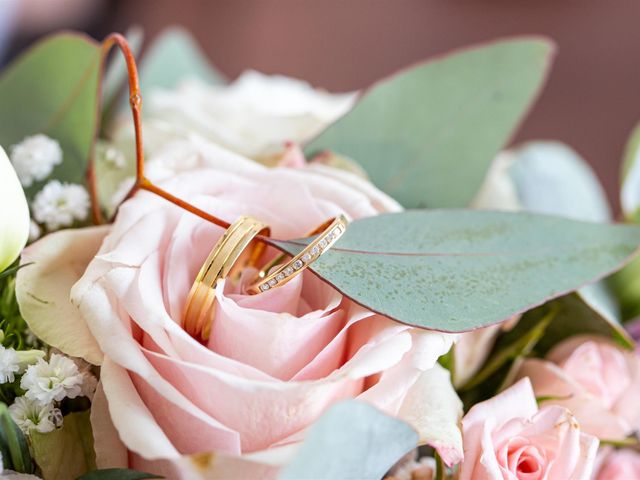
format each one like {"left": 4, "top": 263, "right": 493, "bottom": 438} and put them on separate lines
{"left": 28, "top": 220, "right": 41, "bottom": 242}
{"left": 0, "top": 345, "right": 20, "bottom": 384}
{"left": 97, "top": 142, "right": 126, "bottom": 169}
{"left": 20, "top": 353, "right": 83, "bottom": 405}
{"left": 31, "top": 180, "right": 90, "bottom": 231}
{"left": 9, "top": 134, "right": 63, "bottom": 187}
{"left": 8, "top": 396, "right": 58, "bottom": 434}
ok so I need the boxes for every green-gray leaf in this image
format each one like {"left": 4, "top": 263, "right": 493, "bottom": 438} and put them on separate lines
{"left": 503, "top": 141, "right": 611, "bottom": 221}
{"left": 279, "top": 401, "right": 417, "bottom": 480}
{"left": 273, "top": 210, "right": 640, "bottom": 332}
{"left": 476, "top": 141, "right": 628, "bottom": 338}
{"left": 0, "top": 33, "right": 102, "bottom": 200}
{"left": 305, "top": 38, "right": 554, "bottom": 208}
{"left": 139, "top": 26, "right": 226, "bottom": 93}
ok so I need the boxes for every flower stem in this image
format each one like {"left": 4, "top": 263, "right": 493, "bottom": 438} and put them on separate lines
{"left": 96, "top": 33, "right": 231, "bottom": 230}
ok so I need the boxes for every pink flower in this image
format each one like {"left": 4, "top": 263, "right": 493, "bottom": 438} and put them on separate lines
{"left": 595, "top": 449, "right": 640, "bottom": 480}
{"left": 16, "top": 139, "right": 461, "bottom": 479}
{"left": 516, "top": 335, "right": 640, "bottom": 440}
{"left": 460, "top": 378, "right": 599, "bottom": 480}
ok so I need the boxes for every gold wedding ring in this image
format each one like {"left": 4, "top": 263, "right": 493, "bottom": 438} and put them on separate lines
{"left": 248, "top": 215, "right": 348, "bottom": 294}
{"left": 183, "top": 216, "right": 270, "bottom": 340}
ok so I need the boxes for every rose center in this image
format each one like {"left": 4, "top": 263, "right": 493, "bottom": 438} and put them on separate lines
{"left": 499, "top": 437, "right": 546, "bottom": 480}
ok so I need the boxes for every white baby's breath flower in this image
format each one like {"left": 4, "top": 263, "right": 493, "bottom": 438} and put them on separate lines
{"left": 20, "top": 353, "right": 83, "bottom": 405}
{"left": 31, "top": 180, "right": 90, "bottom": 231}
{"left": 0, "top": 345, "right": 20, "bottom": 384}
{"left": 8, "top": 396, "right": 58, "bottom": 434}
{"left": 103, "top": 146, "right": 126, "bottom": 169}
{"left": 28, "top": 220, "right": 41, "bottom": 242}
{"left": 9, "top": 134, "right": 62, "bottom": 187}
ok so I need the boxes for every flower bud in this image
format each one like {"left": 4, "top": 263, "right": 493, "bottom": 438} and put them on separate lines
{"left": 0, "top": 146, "right": 30, "bottom": 272}
{"left": 15, "top": 349, "right": 45, "bottom": 371}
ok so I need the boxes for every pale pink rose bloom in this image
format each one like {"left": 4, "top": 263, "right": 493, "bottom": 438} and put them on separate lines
{"left": 516, "top": 335, "right": 640, "bottom": 440}
{"left": 460, "top": 378, "right": 599, "bottom": 480}
{"left": 17, "top": 138, "right": 461, "bottom": 479}
{"left": 595, "top": 449, "right": 640, "bottom": 480}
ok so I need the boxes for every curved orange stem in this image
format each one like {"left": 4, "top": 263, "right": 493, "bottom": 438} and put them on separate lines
{"left": 93, "top": 33, "right": 230, "bottom": 229}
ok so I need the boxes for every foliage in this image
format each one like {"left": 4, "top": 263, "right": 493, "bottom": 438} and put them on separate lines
{"left": 305, "top": 38, "right": 554, "bottom": 208}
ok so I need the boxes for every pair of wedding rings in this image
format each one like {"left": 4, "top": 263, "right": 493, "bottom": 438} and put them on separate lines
{"left": 182, "top": 214, "right": 348, "bottom": 340}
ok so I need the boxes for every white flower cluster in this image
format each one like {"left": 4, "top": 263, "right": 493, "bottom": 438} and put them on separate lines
{"left": 9, "top": 134, "right": 62, "bottom": 188}
{"left": 0, "top": 345, "right": 20, "bottom": 383}
{"left": 1, "top": 351, "right": 97, "bottom": 435}
{"left": 31, "top": 180, "right": 90, "bottom": 231}
{"left": 8, "top": 134, "right": 91, "bottom": 235}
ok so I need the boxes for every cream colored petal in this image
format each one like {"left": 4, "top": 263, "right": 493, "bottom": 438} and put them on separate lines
{"left": 398, "top": 364, "right": 463, "bottom": 466}
{"left": 16, "top": 226, "right": 108, "bottom": 365}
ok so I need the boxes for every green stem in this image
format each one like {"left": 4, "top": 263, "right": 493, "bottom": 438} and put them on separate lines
{"left": 460, "top": 305, "right": 557, "bottom": 392}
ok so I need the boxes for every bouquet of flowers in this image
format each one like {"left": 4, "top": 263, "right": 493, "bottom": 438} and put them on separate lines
{"left": 1, "top": 26, "right": 640, "bottom": 480}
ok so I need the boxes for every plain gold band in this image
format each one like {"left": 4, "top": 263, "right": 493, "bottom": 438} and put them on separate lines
{"left": 248, "top": 214, "right": 348, "bottom": 294}
{"left": 183, "top": 215, "right": 270, "bottom": 340}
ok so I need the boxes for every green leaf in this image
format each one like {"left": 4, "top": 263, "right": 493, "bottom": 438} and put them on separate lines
{"left": 0, "top": 403, "right": 34, "bottom": 473}
{"left": 609, "top": 254, "right": 640, "bottom": 321}
{"left": 304, "top": 38, "right": 554, "bottom": 208}
{"left": 78, "top": 469, "right": 162, "bottom": 480}
{"left": 0, "top": 32, "right": 102, "bottom": 200}
{"left": 139, "top": 26, "right": 226, "bottom": 93}
{"left": 273, "top": 210, "right": 640, "bottom": 332}
{"left": 279, "top": 401, "right": 417, "bottom": 480}
{"left": 30, "top": 410, "right": 96, "bottom": 479}
{"left": 620, "top": 122, "right": 640, "bottom": 221}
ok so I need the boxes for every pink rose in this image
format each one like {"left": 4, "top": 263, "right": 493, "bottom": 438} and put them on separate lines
{"left": 516, "top": 335, "right": 640, "bottom": 440}
{"left": 595, "top": 449, "right": 640, "bottom": 480}
{"left": 17, "top": 139, "right": 461, "bottom": 478}
{"left": 460, "top": 378, "right": 599, "bottom": 480}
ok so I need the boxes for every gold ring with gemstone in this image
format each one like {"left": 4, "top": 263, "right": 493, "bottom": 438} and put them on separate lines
{"left": 248, "top": 214, "right": 348, "bottom": 294}
{"left": 183, "top": 215, "right": 270, "bottom": 340}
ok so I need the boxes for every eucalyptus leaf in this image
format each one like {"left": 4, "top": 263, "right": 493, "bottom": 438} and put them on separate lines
{"left": 30, "top": 410, "right": 96, "bottom": 480}
{"left": 78, "top": 469, "right": 162, "bottom": 480}
{"left": 305, "top": 38, "right": 554, "bottom": 208}
{"left": 273, "top": 210, "right": 640, "bottom": 332}
{"left": 620, "top": 122, "right": 640, "bottom": 221}
{"left": 0, "top": 32, "right": 102, "bottom": 200}
{"left": 139, "top": 26, "right": 226, "bottom": 94}
{"left": 477, "top": 141, "right": 611, "bottom": 221}
{"left": 475, "top": 141, "right": 627, "bottom": 336}
{"left": 279, "top": 401, "right": 417, "bottom": 480}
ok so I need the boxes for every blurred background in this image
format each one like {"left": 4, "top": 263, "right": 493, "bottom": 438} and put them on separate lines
{"left": 1, "top": 0, "right": 639, "bottom": 213}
